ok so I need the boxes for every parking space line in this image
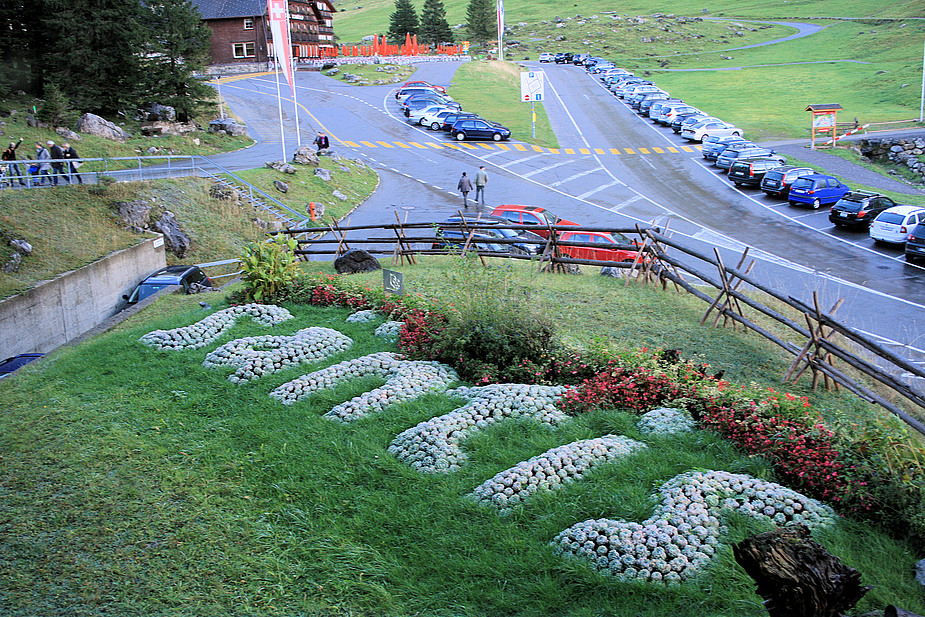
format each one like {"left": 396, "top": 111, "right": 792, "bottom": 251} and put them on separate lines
{"left": 550, "top": 166, "right": 606, "bottom": 187}
{"left": 523, "top": 159, "right": 574, "bottom": 177}
{"left": 376, "top": 141, "right": 394, "bottom": 148}
{"left": 609, "top": 194, "right": 645, "bottom": 211}
{"left": 578, "top": 179, "right": 624, "bottom": 199}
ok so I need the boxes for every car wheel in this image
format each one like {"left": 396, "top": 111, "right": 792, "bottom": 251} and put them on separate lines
{"left": 431, "top": 122, "right": 440, "bottom": 130}
{"left": 492, "top": 133, "right": 503, "bottom": 142}
{"left": 418, "top": 118, "right": 426, "bottom": 125}
{"left": 732, "top": 131, "right": 741, "bottom": 136}
{"left": 788, "top": 201, "right": 798, "bottom": 207}
{"left": 812, "top": 199, "right": 821, "bottom": 209}
{"left": 906, "top": 254, "right": 918, "bottom": 263}
{"left": 456, "top": 132, "right": 466, "bottom": 141}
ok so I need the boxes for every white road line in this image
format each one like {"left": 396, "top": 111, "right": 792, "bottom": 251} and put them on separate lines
{"left": 522, "top": 159, "right": 576, "bottom": 177}
{"left": 608, "top": 193, "right": 645, "bottom": 211}
{"left": 579, "top": 179, "right": 625, "bottom": 200}
{"left": 497, "top": 152, "right": 552, "bottom": 168}
{"left": 550, "top": 166, "right": 606, "bottom": 187}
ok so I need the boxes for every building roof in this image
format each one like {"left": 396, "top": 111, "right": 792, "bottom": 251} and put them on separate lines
{"left": 193, "top": 0, "right": 265, "bottom": 20}
{"left": 805, "top": 104, "right": 844, "bottom": 112}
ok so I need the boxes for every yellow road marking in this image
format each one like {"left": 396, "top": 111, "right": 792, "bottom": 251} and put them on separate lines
{"left": 478, "top": 143, "right": 494, "bottom": 149}
{"left": 624, "top": 148, "right": 635, "bottom": 154}
{"left": 394, "top": 142, "right": 411, "bottom": 148}
{"left": 652, "top": 147, "right": 665, "bottom": 154}
{"left": 376, "top": 141, "right": 394, "bottom": 148}
{"left": 360, "top": 141, "right": 376, "bottom": 147}
{"left": 680, "top": 146, "right": 694, "bottom": 152}
{"left": 514, "top": 144, "right": 527, "bottom": 151}
{"left": 609, "top": 148, "right": 621, "bottom": 155}
{"left": 579, "top": 148, "right": 590, "bottom": 154}
{"left": 639, "top": 148, "right": 650, "bottom": 154}
{"left": 594, "top": 148, "right": 605, "bottom": 155}
{"left": 408, "top": 142, "right": 429, "bottom": 149}
{"left": 426, "top": 142, "right": 443, "bottom": 149}
{"left": 342, "top": 141, "right": 360, "bottom": 148}
{"left": 548, "top": 148, "right": 560, "bottom": 154}
{"left": 497, "top": 144, "right": 511, "bottom": 150}
{"left": 532, "top": 145, "right": 544, "bottom": 152}
{"left": 666, "top": 147, "right": 678, "bottom": 153}
{"left": 564, "top": 148, "right": 575, "bottom": 154}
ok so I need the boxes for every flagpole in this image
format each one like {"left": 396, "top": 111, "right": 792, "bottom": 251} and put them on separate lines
{"left": 275, "top": 58, "right": 287, "bottom": 161}
{"left": 292, "top": 56, "right": 302, "bottom": 147}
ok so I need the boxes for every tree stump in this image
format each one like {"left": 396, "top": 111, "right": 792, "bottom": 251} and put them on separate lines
{"left": 732, "top": 524, "right": 871, "bottom": 617}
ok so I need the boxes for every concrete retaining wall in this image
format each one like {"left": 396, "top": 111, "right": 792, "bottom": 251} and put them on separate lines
{"left": 0, "top": 236, "right": 166, "bottom": 357}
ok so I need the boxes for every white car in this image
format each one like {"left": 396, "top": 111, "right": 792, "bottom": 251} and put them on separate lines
{"left": 621, "top": 84, "right": 662, "bottom": 99}
{"left": 869, "top": 205, "right": 925, "bottom": 244}
{"left": 599, "top": 68, "right": 631, "bottom": 80}
{"left": 681, "top": 120, "right": 744, "bottom": 142}
{"left": 408, "top": 104, "right": 451, "bottom": 125}
{"left": 420, "top": 107, "right": 456, "bottom": 130}
{"left": 539, "top": 52, "right": 554, "bottom": 62}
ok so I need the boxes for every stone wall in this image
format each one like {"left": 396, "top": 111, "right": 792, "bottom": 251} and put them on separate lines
{"left": 856, "top": 137, "right": 925, "bottom": 184}
{"left": 0, "top": 236, "right": 166, "bottom": 358}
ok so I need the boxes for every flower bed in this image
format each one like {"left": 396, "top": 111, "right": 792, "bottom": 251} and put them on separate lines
{"left": 269, "top": 352, "right": 458, "bottom": 422}
{"left": 389, "top": 384, "right": 569, "bottom": 473}
{"left": 470, "top": 435, "right": 647, "bottom": 513}
{"left": 552, "top": 469, "right": 836, "bottom": 585}
{"left": 140, "top": 304, "right": 293, "bottom": 350}
{"left": 202, "top": 327, "right": 353, "bottom": 383}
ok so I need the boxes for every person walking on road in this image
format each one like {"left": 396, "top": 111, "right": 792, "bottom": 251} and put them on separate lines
{"left": 62, "top": 142, "right": 83, "bottom": 185}
{"left": 474, "top": 166, "right": 488, "bottom": 205}
{"left": 35, "top": 141, "right": 52, "bottom": 185}
{"left": 48, "top": 140, "right": 65, "bottom": 185}
{"left": 2, "top": 138, "right": 25, "bottom": 186}
{"left": 457, "top": 171, "right": 473, "bottom": 208}
{"left": 313, "top": 131, "right": 329, "bottom": 153}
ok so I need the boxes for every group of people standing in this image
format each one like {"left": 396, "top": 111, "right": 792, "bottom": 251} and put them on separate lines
{"left": 1, "top": 138, "right": 83, "bottom": 186}
{"left": 457, "top": 166, "right": 488, "bottom": 208}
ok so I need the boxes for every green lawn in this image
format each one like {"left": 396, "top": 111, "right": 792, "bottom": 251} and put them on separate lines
{"left": 1, "top": 260, "right": 923, "bottom": 616}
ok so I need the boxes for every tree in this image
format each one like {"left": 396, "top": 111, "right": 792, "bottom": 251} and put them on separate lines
{"left": 140, "top": 0, "right": 213, "bottom": 121}
{"left": 418, "top": 0, "right": 453, "bottom": 46}
{"left": 465, "top": 0, "right": 494, "bottom": 46}
{"left": 0, "top": 0, "right": 46, "bottom": 96}
{"left": 387, "top": 0, "right": 418, "bottom": 44}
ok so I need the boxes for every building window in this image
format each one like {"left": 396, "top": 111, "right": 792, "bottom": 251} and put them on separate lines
{"left": 243, "top": 18, "right": 254, "bottom": 29}
{"left": 233, "top": 42, "right": 256, "bottom": 58}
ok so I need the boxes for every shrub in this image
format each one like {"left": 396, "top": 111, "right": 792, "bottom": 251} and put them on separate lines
{"left": 239, "top": 236, "right": 301, "bottom": 302}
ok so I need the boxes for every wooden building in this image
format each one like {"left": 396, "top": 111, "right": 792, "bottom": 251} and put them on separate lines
{"left": 194, "top": 0, "right": 335, "bottom": 66}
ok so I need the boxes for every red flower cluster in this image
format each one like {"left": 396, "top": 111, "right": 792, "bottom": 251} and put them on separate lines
{"left": 560, "top": 367, "right": 689, "bottom": 414}
{"left": 396, "top": 308, "right": 448, "bottom": 360}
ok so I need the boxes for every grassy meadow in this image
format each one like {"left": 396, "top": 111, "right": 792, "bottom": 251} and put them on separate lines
{"left": 1, "top": 258, "right": 924, "bottom": 616}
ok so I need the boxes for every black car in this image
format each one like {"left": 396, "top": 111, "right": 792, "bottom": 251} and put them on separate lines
{"left": 904, "top": 223, "right": 925, "bottom": 262}
{"left": 829, "top": 191, "right": 900, "bottom": 229}
{"left": 0, "top": 353, "right": 43, "bottom": 380}
{"left": 715, "top": 146, "right": 782, "bottom": 171}
{"left": 437, "top": 214, "right": 544, "bottom": 255}
{"left": 441, "top": 112, "right": 481, "bottom": 132}
{"left": 727, "top": 157, "right": 786, "bottom": 188}
{"left": 123, "top": 265, "right": 213, "bottom": 305}
{"left": 450, "top": 118, "right": 511, "bottom": 142}
{"left": 554, "top": 52, "right": 574, "bottom": 64}
{"left": 759, "top": 166, "right": 814, "bottom": 198}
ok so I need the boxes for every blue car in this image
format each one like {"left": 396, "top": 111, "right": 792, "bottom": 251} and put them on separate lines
{"left": 787, "top": 174, "right": 851, "bottom": 209}
{"left": 0, "top": 353, "right": 43, "bottom": 380}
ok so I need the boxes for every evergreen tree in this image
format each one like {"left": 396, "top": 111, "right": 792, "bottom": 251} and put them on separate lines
{"left": 43, "top": 0, "right": 147, "bottom": 113}
{"left": 465, "top": 0, "right": 494, "bottom": 46}
{"left": 418, "top": 0, "right": 453, "bottom": 46}
{"left": 0, "top": 0, "right": 46, "bottom": 96}
{"left": 140, "top": 0, "right": 213, "bottom": 121}
{"left": 387, "top": 0, "right": 418, "bottom": 44}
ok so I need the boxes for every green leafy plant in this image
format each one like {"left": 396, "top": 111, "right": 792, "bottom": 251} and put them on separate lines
{"left": 239, "top": 236, "right": 300, "bottom": 301}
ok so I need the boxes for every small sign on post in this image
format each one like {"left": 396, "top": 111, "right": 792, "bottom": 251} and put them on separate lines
{"left": 383, "top": 269, "right": 404, "bottom": 295}
{"left": 520, "top": 71, "right": 545, "bottom": 139}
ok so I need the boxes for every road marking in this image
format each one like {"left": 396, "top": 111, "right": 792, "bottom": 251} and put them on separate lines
{"left": 514, "top": 144, "right": 528, "bottom": 151}
{"left": 653, "top": 147, "right": 665, "bottom": 153}
{"left": 608, "top": 194, "right": 645, "bottom": 211}
{"left": 550, "top": 166, "right": 606, "bottom": 187}
{"left": 376, "top": 141, "right": 394, "bottom": 148}
{"left": 639, "top": 148, "right": 651, "bottom": 154}
{"left": 408, "top": 142, "right": 429, "bottom": 149}
{"left": 564, "top": 148, "right": 575, "bottom": 154}
{"left": 522, "top": 159, "right": 574, "bottom": 177}
{"left": 478, "top": 143, "right": 494, "bottom": 149}
{"left": 624, "top": 148, "right": 635, "bottom": 154}
{"left": 579, "top": 148, "right": 590, "bottom": 154}
{"left": 594, "top": 148, "right": 605, "bottom": 154}
{"left": 532, "top": 145, "right": 545, "bottom": 152}
{"left": 498, "top": 152, "right": 552, "bottom": 168}
{"left": 360, "top": 141, "right": 376, "bottom": 147}
{"left": 610, "top": 148, "right": 621, "bottom": 155}
{"left": 578, "top": 179, "right": 625, "bottom": 199}
{"left": 394, "top": 142, "right": 411, "bottom": 148}
{"left": 425, "top": 142, "right": 442, "bottom": 149}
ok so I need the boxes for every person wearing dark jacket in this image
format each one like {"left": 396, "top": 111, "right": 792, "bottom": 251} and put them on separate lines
{"left": 62, "top": 142, "right": 83, "bottom": 184}
{"left": 457, "top": 171, "right": 473, "bottom": 207}
{"left": 48, "top": 140, "right": 65, "bottom": 185}
{"left": 2, "top": 138, "right": 25, "bottom": 185}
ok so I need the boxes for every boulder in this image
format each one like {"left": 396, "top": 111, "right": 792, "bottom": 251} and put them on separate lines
{"left": 599, "top": 266, "right": 623, "bottom": 278}
{"left": 208, "top": 118, "right": 246, "bottom": 136}
{"left": 115, "top": 200, "right": 152, "bottom": 233}
{"left": 55, "top": 126, "right": 82, "bottom": 141}
{"left": 334, "top": 248, "right": 381, "bottom": 274}
{"left": 314, "top": 167, "right": 332, "bottom": 181}
{"left": 140, "top": 121, "right": 198, "bottom": 137}
{"left": 273, "top": 180, "right": 289, "bottom": 193}
{"left": 152, "top": 211, "right": 190, "bottom": 258}
{"left": 292, "top": 146, "right": 320, "bottom": 165}
{"left": 138, "top": 103, "right": 176, "bottom": 122}
{"left": 332, "top": 189, "right": 349, "bottom": 201}
{"left": 916, "top": 558, "right": 925, "bottom": 586}
{"left": 2, "top": 252, "right": 22, "bottom": 273}
{"left": 75, "top": 113, "right": 131, "bottom": 142}
{"left": 10, "top": 238, "right": 32, "bottom": 255}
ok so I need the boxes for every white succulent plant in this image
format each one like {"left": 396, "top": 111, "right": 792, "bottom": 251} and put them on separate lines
{"left": 470, "top": 435, "right": 647, "bottom": 513}
{"left": 389, "top": 384, "right": 570, "bottom": 473}
{"left": 269, "top": 352, "right": 458, "bottom": 422}
{"left": 552, "top": 469, "right": 836, "bottom": 585}
{"left": 140, "top": 304, "right": 293, "bottom": 350}
{"left": 345, "top": 310, "right": 379, "bottom": 323}
{"left": 636, "top": 407, "right": 696, "bottom": 436}
{"left": 373, "top": 321, "right": 404, "bottom": 342}
{"left": 202, "top": 327, "right": 353, "bottom": 383}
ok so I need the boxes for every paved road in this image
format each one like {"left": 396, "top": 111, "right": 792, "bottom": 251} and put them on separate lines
{"left": 216, "top": 63, "right": 925, "bottom": 372}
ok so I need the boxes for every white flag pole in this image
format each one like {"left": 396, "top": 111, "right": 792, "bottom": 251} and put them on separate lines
{"left": 274, "top": 57, "right": 287, "bottom": 160}
{"left": 286, "top": 10, "right": 302, "bottom": 147}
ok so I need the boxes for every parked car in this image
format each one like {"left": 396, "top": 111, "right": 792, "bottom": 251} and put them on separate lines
{"left": 715, "top": 146, "right": 781, "bottom": 172}
{"left": 589, "top": 62, "right": 615, "bottom": 74}
{"left": 622, "top": 84, "right": 662, "bottom": 100}
{"left": 421, "top": 107, "right": 457, "bottom": 130}
{"left": 450, "top": 118, "right": 511, "bottom": 142}
{"left": 409, "top": 104, "right": 451, "bottom": 125}
{"left": 557, "top": 230, "right": 641, "bottom": 263}
{"left": 656, "top": 104, "right": 699, "bottom": 125}
{"left": 727, "top": 158, "right": 787, "bottom": 188}
{"left": 395, "top": 87, "right": 446, "bottom": 102}
{"left": 681, "top": 120, "right": 743, "bottom": 142}
{"left": 672, "top": 114, "right": 719, "bottom": 134}
{"left": 438, "top": 214, "right": 545, "bottom": 255}
{"left": 760, "top": 166, "right": 815, "bottom": 198}
{"left": 904, "top": 223, "right": 925, "bottom": 262}
{"left": 490, "top": 204, "right": 577, "bottom": 238}
{"left": 572, "top": 53, "right": 589, "bottom": 65}
{"left": 0, "top": 353, "right": 43, "bottom": 380}
{"left": 402, "top": 96, "right": 460, "bottom": 116}
{"left": 638, "top": 93, "right": 672, "bottom": 115}
{"left": 123, "top": 265, "right": 213, "bottom": 305}
{"left": 599, "top": 68, "right": 631, "bottom": 80}
{"left": 440, "top": 111, "right": 482, "bottom": 132}
{"left": 603, "top": 72, "right": 635, "bottom": 86}
{"left": 402, "top": 80, "right": 446, "bottom": 93}
{"left": 630, "top": 91, "right": 668, "bottom": 111}
{"left": 787, "top": 174, "right": 850, "bottom": 209}
{"left": 702, "top": 136, "right": 750, "bottom": 161}
{"left": 647, "top": 99, "right": 683, "bottom": 119}
{"left": 539, "top": 52, "right": 554, "bottom": 62}
{"left": 610, "top": 78, "right": 648, "bottom": 95}
{"left": 828, "top": 191, "right": 901, "bottom": 229}
{"left": 554, "top": 52, "right": 574, "bottom": 63}
{"left": 869, "top": 205, "right": 925, "bottom": 244}
{"left": 432, "top": 230, "right": 506, "bottom": 253}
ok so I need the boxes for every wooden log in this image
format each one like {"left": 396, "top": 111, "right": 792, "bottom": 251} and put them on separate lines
{"left": 733, "top": 525, "right": 871, "bottom": 617}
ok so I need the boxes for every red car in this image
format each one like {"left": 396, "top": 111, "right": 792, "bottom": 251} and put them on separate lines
{"left": 558, "top": 230, "right": 642, "bottom": 263}
{"left": 490, "top": 204, "right": 577, "bottom": 239}
{"left": 402, "top": 80, "right": 446, "bottom": 93}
